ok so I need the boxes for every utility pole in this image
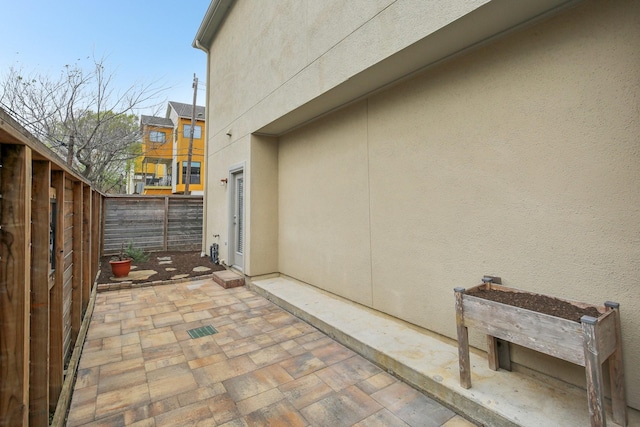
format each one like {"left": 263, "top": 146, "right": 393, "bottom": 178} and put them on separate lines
{"left": 184, "top": 73, "right": 198, "bottom": 195}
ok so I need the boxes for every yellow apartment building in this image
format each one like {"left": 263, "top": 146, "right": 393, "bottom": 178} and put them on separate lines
{"left": 132, "top": 101, "right": 205, "bottom": 195}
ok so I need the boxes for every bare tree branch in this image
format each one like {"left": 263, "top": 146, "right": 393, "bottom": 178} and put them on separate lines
{"left": 0, "top": 56, "right": 168, "bottom": 192}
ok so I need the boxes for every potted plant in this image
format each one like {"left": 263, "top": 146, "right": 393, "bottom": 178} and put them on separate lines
{"left": 109, "top": 242, "right": 148, "bottom": 278}
{"left": 109, "top": 243, "right": 132, "bottom": 277}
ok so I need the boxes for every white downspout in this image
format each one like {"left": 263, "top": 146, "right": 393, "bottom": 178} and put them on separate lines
{"left": 195, "top": 39, "right": 211, "bottom": 257}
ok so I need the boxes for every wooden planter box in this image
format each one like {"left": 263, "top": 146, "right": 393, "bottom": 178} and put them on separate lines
{"left": 454, "top": 282, "right": 627, "bottom": 427}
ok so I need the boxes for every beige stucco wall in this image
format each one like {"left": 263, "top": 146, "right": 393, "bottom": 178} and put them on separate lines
{"left": 203, "top": 132, "right": 250, "bottom": 266}
{"left": 201, "top": 0, "right": 640, "bottom": 409}
{"left": 279, "top": 102, "right": 372, "bottom": 304}
{"left": 248, "top": 135, "right": 279, "bottom": 275}
{"left": 204, "top": 0, "right": 497, "bottom": 140}
{"left": 275, "top": 0, "right": 640, "bottom": 408}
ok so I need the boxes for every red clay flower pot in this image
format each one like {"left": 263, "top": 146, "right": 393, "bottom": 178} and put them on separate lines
{"left": 109, "top": 259, "right": 131, "bottom": 278}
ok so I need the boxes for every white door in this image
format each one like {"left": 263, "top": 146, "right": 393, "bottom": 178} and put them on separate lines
{"left": 229, "top": 170, "right": 244, "bottom": 270}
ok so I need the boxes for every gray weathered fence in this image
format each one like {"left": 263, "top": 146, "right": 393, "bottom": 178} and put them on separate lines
{"left": 103, "top": 195, "right": 203, "bottom": 255}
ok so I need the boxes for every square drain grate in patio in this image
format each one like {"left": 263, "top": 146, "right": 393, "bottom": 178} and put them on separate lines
{"left": 187, "top": 325, "right": 218, "bottom": 339}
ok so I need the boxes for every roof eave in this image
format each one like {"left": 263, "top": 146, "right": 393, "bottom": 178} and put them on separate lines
{"left": 193, "top": 0, "right": 235, "bottom": 50}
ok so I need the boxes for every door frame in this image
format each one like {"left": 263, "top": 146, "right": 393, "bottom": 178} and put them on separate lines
{"left": 227, "top": 162, "right": 245, "bottom": 271}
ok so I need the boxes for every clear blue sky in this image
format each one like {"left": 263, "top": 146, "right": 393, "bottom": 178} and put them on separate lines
{"left": 0, "top": 0, "right": 210, "bottom": 116}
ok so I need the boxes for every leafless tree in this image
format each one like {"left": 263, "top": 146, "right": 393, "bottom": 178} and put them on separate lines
{"left": 0, "top": 56, "right": 166, "bottom": 192}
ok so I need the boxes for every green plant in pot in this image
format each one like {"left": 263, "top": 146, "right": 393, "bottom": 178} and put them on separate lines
{"left": 109, "top": 242, "right": 148, "bottom": 277}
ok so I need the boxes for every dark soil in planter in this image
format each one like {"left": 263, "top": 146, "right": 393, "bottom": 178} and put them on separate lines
{"left": 98, "top": 251, "right": 225, "bottom": 284}
{"left": 466, "top": 286, "right": 601, "bottom": 323}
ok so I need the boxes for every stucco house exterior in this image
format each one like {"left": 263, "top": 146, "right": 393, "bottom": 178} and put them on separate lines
{"left": 131, "top": 101, "right": 206, "bottom": 195}
{"left": 193, "top": 0, "right": 640, "bottom": 417}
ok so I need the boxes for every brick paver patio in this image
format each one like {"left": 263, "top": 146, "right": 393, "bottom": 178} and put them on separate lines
{"left": 67, "top": 278, "right": 476, "bottom": 426}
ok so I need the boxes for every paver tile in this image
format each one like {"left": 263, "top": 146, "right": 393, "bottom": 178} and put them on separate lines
{"left": 67, "top": 385, "right": 98, "bottom": 426}
{"left": 147, "top": 362, "right": 198, "bottom": 401}
{"left": 94, "top": 383, "right": 150, "bottom": 419}
{"left": 144, "top": 353, "right": 186, "bottom": 371}
{"left": 78, "top": 346, "right": 122, "bottom": 369}
{"left": 194, "top": 355, "right": 257, "bottom": 385}
{"left": 280, "top": 339, "right": 308, "bottom": 357}
{"left": 137, "top": 302, "right": 178, "bottom": 317}
{"left": 75, "top": 367, "right": 99, "bottom": 389}
{"left": 208, "top": 393, "right": 241, "bottom": 425}
{"left": 140, "top": 329, "right": 178, "bottom": 348}
{"left": 121, "top": 315, "right": 154, "bottom": 334}
{"left": 236, "top": 388, "right": 285, "bottom": 416}
{"left": 356, "top": 371, "right": 398, "bottom": 395}
{"left": 243, "top": 400, "right": 307, "bottom": 427}
{"left": 279, "top": 351, "right": 326, "bottom": 379}
{"left": 104, "top": 310, "right": 137, "bottom": 322}
{"left": 98, "top": 361, "right": 147, "bottom": 394}
{"left": 279, "top": 373, "right": 334, "bottom": 410}
{"left": 154, "top": 400, "right": 213, "bottom": 427}
{"left": 86, "top": 321, "right": 121, "bottom": 340}
{"left": 102, "top": 331, "right": 140, "bottom": 349}
{"left": 151, "top": 310, "right": 184, "bottom": 327}
{"left": 141, "top": 341, "right": 184, "bottom": 362}
{"left": 353, "top": 408, "right": 411, "bottom": 427}
{"left": 442, "top": 415, "right": 479, "bottom": 427}
{"left": 371, "top": 381, "right": 455, "bottom": 427}
{"left": 309, "top": 339, "right": 354, "bottom": 365}
{"left": 248, "top": 343, "right": 291, "bottom": 367}
{"left": 183, "top": 310, "right": 214, "bottom": 322}
{"left": 300, "top": 385, "right": 382, "bottom": 427}
{"left": 146, "top": 396, "right": 181, "bottom": 418}
{"left": 268, "top": 325, "right": 305, "bottom": 343}
{"left": 122, "top": 342, "right": 143, "bottom": 360}
{"left": 315, "top": 355, "right": 382, "bottom": 391}
{"left": 223, "top": 364, "right": 294, "bottom": 402}
{"left": 177, "top": 383, "right": 226, "bottom": 407}
{"left": 69, "top": 278, "right": 475, "bottom": 427}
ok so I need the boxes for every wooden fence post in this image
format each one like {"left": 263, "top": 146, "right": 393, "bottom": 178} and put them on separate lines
{"left": 0, "top": 144, "right": 32, "bottom": 426}
{"left": 91, "top": 192, "right": 100, "bottom": 285}
{"left": 82, "top": 185, "right": 92, "bottom": 310}
{"left": 163, "top": 196, "right": 169, "bottom": 251}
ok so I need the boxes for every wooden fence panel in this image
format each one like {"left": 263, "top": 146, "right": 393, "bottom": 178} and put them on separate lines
{"left": 29, "top": 160, "right": 51, "bottom": 426}
{"left": 103, "top": 196, "right": 203, "bottom": 255}
{"left": 62, "top": 177, "right": 74, "bottom": 363}
{"left": 1, "top": 106, "right": 104, "bottom": 426}
{"left": 167, "top": 197, "right": 203, "bottom": 251}
{"left": 49, "top": 171, "right": 64, "bottom": 410}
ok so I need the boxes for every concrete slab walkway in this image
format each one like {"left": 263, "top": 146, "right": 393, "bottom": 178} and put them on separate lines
{"left": 67, "top": 278, "right": 475, "bottom": 426}
{"left": 250, "top": 276, "right": 639, "bottom": 427}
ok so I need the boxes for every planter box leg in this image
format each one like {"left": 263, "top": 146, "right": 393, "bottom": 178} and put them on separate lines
{"left": 605, "top": 302, "right": 627, "bottom": 426}
{"left": 582, "top": 315, "right": 606, "bottom": 427}
{"left": 487, "top": 336, "right": 499, "bottom": 371}
{"left": 455, "top": 288, "right": 471, "bottom": 388}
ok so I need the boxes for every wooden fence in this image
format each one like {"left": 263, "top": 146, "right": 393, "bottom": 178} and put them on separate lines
{"left": 0, "top": 108, "right": 103, "bottom": 426}
{"left": 102, "top": 195, "right": 203, "bottom": 255}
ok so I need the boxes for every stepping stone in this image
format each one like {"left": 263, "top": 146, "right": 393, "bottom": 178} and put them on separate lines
{"left": 110, "top": 270, "right": 157, "bottom": 282}
{"left": 171, "top": 274, "right": 190, "bottom": 280}
{"left": 165, "top": 267, "right": 177, "bottom": 271}
{"left": 157, "top": 256, "right": 172, "bottom": 261}
{"left": 193, "top": 266, "right": 211, "bottom": 272}
{"left": 212, "top": 270, "right": 244, "bottom": 289}
{"left": 159, "top": 261, "right": 173, "bottom": 265}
